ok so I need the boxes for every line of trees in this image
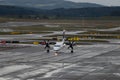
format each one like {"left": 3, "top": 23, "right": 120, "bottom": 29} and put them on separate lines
{"left": 0, "top": 5, "right": 120, "bottom": 19}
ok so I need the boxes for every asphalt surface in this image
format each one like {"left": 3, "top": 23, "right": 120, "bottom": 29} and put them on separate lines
{"left": 0, "top": 44, "right": 120, "bottom": 80}
{"left": 0, "top": 22, "right": 45, "bottom": 27}
{"left": 0, "top": 30, "right": 84, "bottom": 40}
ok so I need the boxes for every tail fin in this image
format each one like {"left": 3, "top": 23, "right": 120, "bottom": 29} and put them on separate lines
{"left": 63, "top": 30, "right": 66, "bottom": 39}
{"left": 62, "top": 30, "right": 66, "bottom": 42}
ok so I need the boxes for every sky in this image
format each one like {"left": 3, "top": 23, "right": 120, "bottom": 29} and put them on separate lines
{"left": 67, "top": 0, "right": 120, "bottom": 6}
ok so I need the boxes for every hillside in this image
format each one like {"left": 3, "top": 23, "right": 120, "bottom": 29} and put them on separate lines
{"left": 0, "top": 5, "right": 39, "bottom": 15}
{"left": 0, "top": 0, "right": 103, "bottom": 9}
{"left": 48, "top": 7, "right": 120, "bottom": 17}
{"left": 0, "top": 5, "right": 120, "bottom": 18}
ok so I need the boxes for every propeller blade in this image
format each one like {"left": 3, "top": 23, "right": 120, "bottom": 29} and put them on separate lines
{"left": 68, "top": 41, "right": 74, "bottom": 49}
{"left": 44, "top": 40, "right": 50, "bottom": 49}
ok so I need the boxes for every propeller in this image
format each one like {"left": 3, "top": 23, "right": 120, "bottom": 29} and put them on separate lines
{"left": 68, "top": 41, "right": 74, "bottom": 53}
{"left": 44, "top": 40, "right": 50, "bottom": 53}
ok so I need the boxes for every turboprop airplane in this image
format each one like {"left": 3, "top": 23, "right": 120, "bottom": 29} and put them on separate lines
{"left": 44, "top": 30, "right": 74, "bottom": 53}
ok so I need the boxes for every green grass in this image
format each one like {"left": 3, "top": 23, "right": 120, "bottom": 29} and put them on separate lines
{"left": 1, "top": 17, "right": 120, "bottom": 32}
{"left": 12, "top": 26, "right": 63, "bottom": 31}
{"left": 45, "top": 34, "right": 120, "bottom": 39}
{"left": 0, "top": 31, "right": 53, "bottom": 35}
{"left": 12, "top": 25, "right": 117, "bottom": 32}
{"left": 79, "top": 30, "right": 120, "bottom": 35}
{"left": 77, "top": 40, "right": 109, "bottom": 42}
{"left": 0, "top": 32, "right": 11, "bottom": 35}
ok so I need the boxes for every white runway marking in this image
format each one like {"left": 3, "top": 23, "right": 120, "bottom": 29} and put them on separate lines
{"left": 0, "top": 65, "right": 32, "bottom": 76}
{"left": 17, "top": 69, "right": 50, "bottom": 79}
{"left": 113, "top": 73, "right": 120, "bottom": 76}
{"left": 0, "top": 78, "right": 8, "bottom": 80}
{"left": 43, "top": 64, "right": 76, "bottom": 78}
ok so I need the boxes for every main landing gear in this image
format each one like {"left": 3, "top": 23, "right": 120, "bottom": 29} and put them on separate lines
{"left": 44, "top": 40, "right": 50, "bottom": 53}
{"left": 68, "top": 41, "right": 74, "bottom": 53}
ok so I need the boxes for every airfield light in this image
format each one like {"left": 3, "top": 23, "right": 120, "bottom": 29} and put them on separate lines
{"left": 55, "top": 53, "right": 58, "bottom": 56}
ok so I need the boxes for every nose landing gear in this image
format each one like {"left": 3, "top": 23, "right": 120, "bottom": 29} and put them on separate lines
{"left": 68, "top": 41, "right": 74, "bottom": 53}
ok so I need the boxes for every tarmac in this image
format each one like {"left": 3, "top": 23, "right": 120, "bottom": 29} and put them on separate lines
{"left": 0, "top": 44, "right": 120, "bottom": 80}
{"left": 1, "top": 21, "right": 120, "bottom": 80}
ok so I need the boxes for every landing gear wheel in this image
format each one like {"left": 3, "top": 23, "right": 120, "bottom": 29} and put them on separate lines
{"left": 47, "top": 50, "right": 50, "bottom": 53}
{"left": 71, "top": 50, "right": 73, "bottom": 53}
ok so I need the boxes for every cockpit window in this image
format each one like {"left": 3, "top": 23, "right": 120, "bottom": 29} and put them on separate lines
{"left": 55, "top": 45, "right": 60, "bottom": 47}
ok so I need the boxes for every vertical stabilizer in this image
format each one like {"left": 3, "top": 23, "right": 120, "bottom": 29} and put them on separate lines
{"left": 62, "top": 30, "right": 66, "bottom": 42}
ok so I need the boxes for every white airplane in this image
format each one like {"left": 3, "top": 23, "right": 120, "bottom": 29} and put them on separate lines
{"left": 53, "top": 30, "right": 66, "bottom": 52}
{"left": 44, "top": 30, "right": 74, "bottom": 53}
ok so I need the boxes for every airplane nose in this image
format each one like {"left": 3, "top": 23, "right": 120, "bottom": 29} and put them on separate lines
{"left": 53, "top": 47, "right": 59, "bottom": 51}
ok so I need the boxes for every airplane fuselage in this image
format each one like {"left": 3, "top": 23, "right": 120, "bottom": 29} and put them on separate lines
{"left": 53, "top": 41, "right": 65, "bottom": 52}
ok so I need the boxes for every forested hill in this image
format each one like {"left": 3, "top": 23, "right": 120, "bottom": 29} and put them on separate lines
{"left": 0, "top": 5, "right": 120, "bottom": 18}
{"left": 48, "top": 7, "right": 120, "bottom": 17}
{"left": 0, "top": 5, "right": 39, "bottom": 15}
{"left": 0, "top": 0, "right": 103, "bottom": 9}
